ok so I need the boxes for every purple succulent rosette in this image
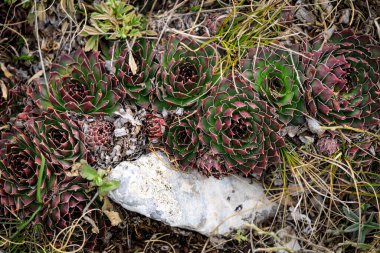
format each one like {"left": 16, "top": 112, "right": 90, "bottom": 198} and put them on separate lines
{"left": 41, "top": 175, "right": 107, "bottom": 251}
{"left": 32, "top": 49, "right": 123, "bottom": 115}
{"left": 25, "top": 110, "right": 89, "bottom": 172}
{"left": 145, "top": 113, "right": 166, "bottom": 143}
{"left": 302, "top": 29, "right": 380, "bottom": 129}
{"left": 84, "top": 120, "right": 114, "bottom": 152}
{"left": 197, "top": 76, "right": 285, "bottom": 176}
{"left": 0, "top": 129, "right": 55, "bottom": 219}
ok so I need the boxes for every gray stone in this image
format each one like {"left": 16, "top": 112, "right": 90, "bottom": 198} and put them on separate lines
{"left": 108, "top": 152, "right": 276, "bottom": 236}
{"left": 307, "top": 118, "right": 325, "bottom": 136}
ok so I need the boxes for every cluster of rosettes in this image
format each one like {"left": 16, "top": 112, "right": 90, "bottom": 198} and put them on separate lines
{"left": 160, "top": 30, "right": 380, "bottom": 176}
{"left": 0, "top": 29, "right": 379, "bottom": 250}
{"left": 0, "top": 35, "right": 220, "bottom": 251}
{"left": 0, "top": 113, "right": 106, "bottom": 250}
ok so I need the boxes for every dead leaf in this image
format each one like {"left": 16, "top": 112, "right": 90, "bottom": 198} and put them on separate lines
{"left": 295, "top": 7, "right": 316, "bottom": 24}
{"left": 0, "top": 80, "right": 7, "bottom": 100}
{"left": 0, "top": 63, "right": 13, "bottom": 78}
{"left": 104, "top": 210, "right": 122, "bottom": 226}
{"left": 61, "top": 21, "right": 69, "bottom": 34}
{"left": 60, "top": 0, "right": 75, "bottom": 16}
{"left": 65, "top": 162, "right": 81, "bottom": 177}
{"left": 81, "top": 25, "right": 103, "bottom": 36}
{"left": 102, "top": 196, "right": 122, "bottom": 226}
{"left": 0, "top": 125, "right": 9, "bottom": 131}
{"left": 317, "top": 0, "right": 333, "bottom": 13}
{"left": 37, "top": 3, "right": 46, "bottom": 24}
{"left": 145, "top": 30, "right": 158, "bottom": 36}
{"left": 129, "top": 52, "right": 138, "bottom": 75}
{"left": 27, "top": 70, "right": 44, "bottom": 85}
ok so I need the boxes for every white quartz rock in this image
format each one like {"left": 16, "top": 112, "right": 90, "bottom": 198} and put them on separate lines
{"left": 108, "top": 152, "right": 276, "bottom": 236}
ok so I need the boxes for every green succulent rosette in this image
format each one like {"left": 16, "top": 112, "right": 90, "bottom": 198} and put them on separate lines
{"left": 155, "top": 35, "right": 220, "bottom": 111}
{"left": 164, "top": 116, "right": 200, "bottom": 170}
{"left": 32, "top": 49, "right": 123, "bottom": 115}
{"left": 240, "top": 47, "right": 306, "bottom": 125}
{"left": 104, "top": 39, "right": 159, "bottom": 108}
{"left": 302, "top": 29, "right": 380, "bottom": 129}
{"left": 198, "top": 76, "right": 285, "bottom": 176}
{"left": 25, "top": 110, "right": 89, "bottom": 172}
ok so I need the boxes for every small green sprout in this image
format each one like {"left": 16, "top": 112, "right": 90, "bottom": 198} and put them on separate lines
{"left": 343, "top": 204, "right": 380, "bottom": 244}
{"left": 81, "top": 0, "right": 154, "bottom": 51}
{"left": 78, "top": 160, "right": 120, "bottom": 196}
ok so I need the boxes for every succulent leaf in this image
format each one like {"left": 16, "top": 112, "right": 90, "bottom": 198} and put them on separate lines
{"left": 84, "top": 120, "right": 114, "bottom": 152}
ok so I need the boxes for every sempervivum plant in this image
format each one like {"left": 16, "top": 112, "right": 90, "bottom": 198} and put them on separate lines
{"left": 42, "top": 176, "right": 106, "bottom": 251}
{"left": 25, "top": 110, "right": 88, "bottom": 172}
{"left": 240, "top": 47, "right": 306, "bottom": 125}
{"left": 32, "top": 49, "right": 123, "bottom": 115}
{"left": 302, "top": 29, "right": 380, "bottom": 129}
{"left": 164, "top": 116, "right": 200, "bottom": 170}
{"left": 155, "top": 35, "right": 220, "bottom": 111}
{"left": 84, "top": 120, "right": 114, "bottom": 152}
{"left": 198, "top": 76, "right": 285, "bottom": 176}
{"left": 145, "top": 113, "right": 166, "bottom": 143}
{"left": 0, "top": 130, "right": 55, "bottom": 219}
{"left": 107, "top": 39, "right": 159, "bottom": 108}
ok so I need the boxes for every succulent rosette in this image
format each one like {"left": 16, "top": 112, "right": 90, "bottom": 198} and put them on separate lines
{"left": 240, "top": 47, "right": 306, "bottom": 125}
{"left": 32, "top": 49, "right": 123, "bottom": 115}
{"left": 42, "top": 176, "right": 107, "bottom": 250}
{"left": 198, "top": 76, "right": 285, "bottom": 176}
{"left": 0, "top": 130, "right": 55, "bottom": 219}
{"left": 302, "top": 29, "right": 380, "bottom": 129}
{"left": 155, "top": 35, "right": 220, "bottom": 111}
{"left": 316, "top": 137, "right": 339, "bottom": 156}
{"left": 145, "top": 113, "right": 166, "bottom": 143}
{"left": 106, "top": 39, "right": 159, "bottom": 107}
{"left": 25, "top": 110, "right": 88, "bottom": 172}
{"left": 83, "top": 120, "right": 114, "bottom": 152}
{"left": 164, "top": 116, "right": 200, "bottom": 169}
